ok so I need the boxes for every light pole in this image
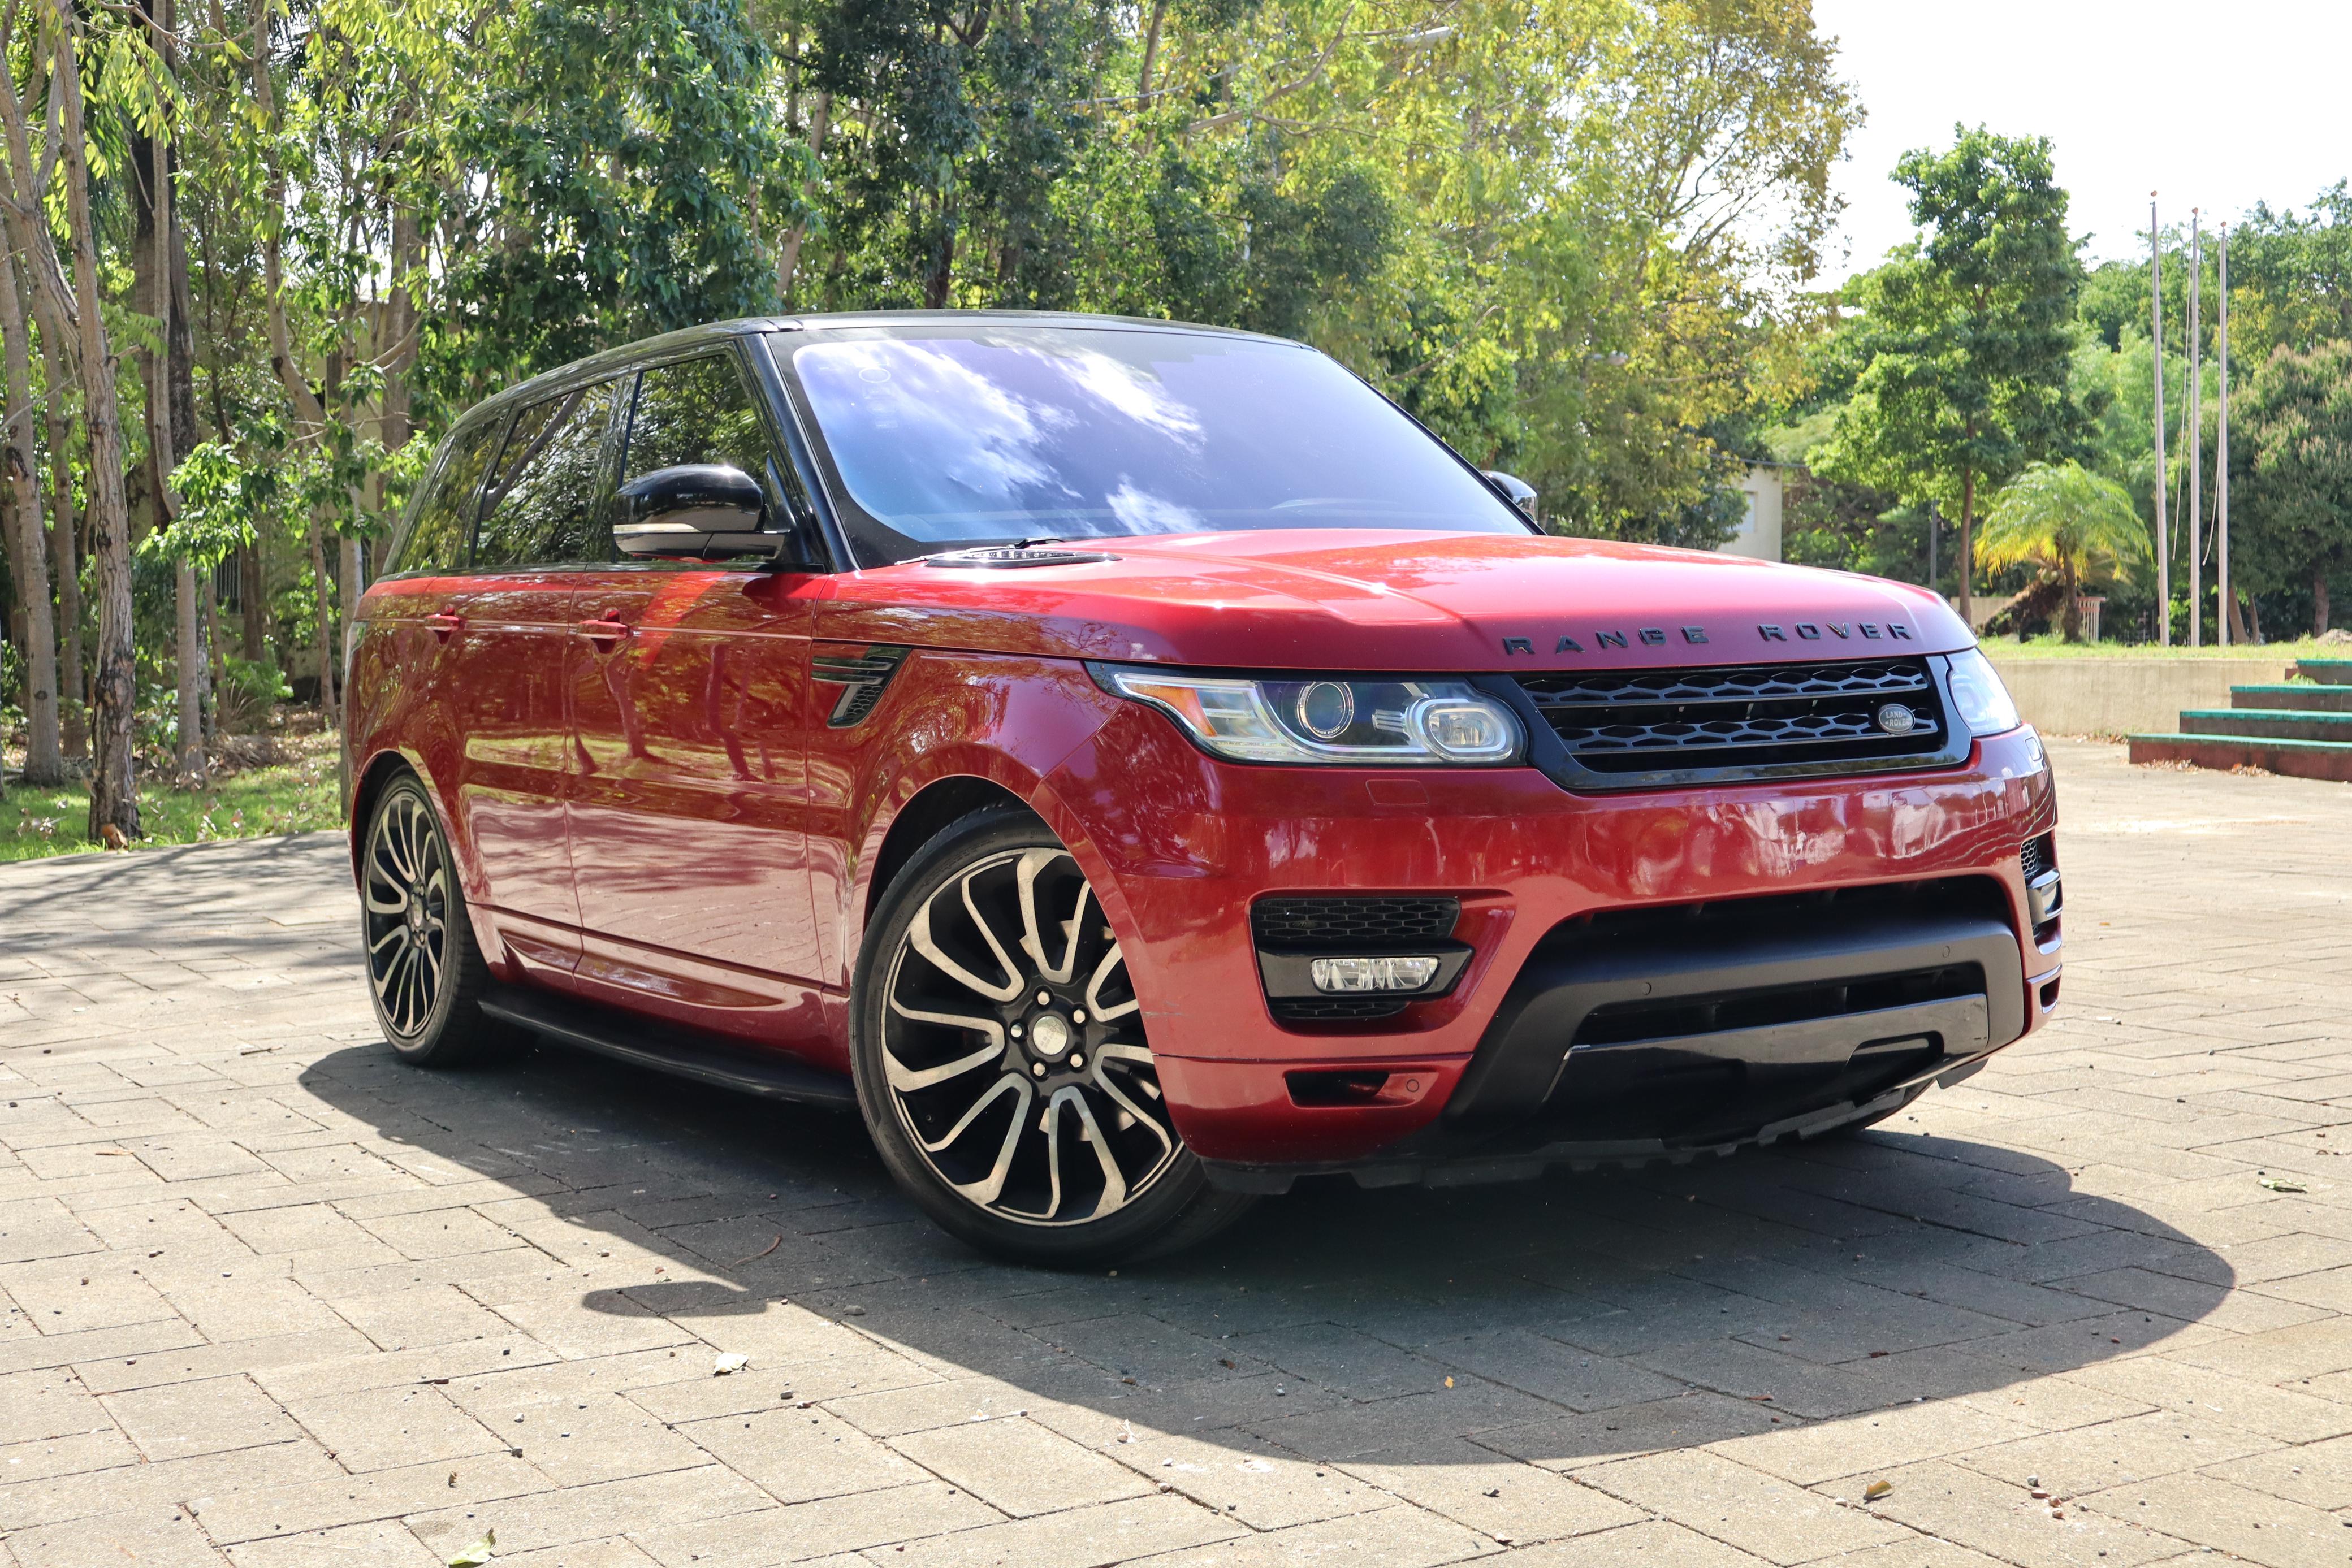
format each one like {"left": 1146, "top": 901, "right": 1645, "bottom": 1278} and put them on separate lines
{"left": 2218, "top": 223, "right": 2233, "bottom": 645}
{"left": 2151, "top": 196, "right": 2169, "bottom": 646}
{"left": 2186, "top": 209, "right": 2202, "bottom": 649}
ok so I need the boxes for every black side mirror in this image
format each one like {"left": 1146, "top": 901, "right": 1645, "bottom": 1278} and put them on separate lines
{"left": 1483, "top": 470, "right": 1539, "bottom": 520}
{"left": 615, "top": 464, "right": 769, "bottom": 559}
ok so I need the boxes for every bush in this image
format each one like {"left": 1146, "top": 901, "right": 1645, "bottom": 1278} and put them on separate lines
{"left": 218, "top": 655, "right": 291, "bottom": 734}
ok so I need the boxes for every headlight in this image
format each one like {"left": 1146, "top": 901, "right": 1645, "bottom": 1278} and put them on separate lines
{"left": 1098, "top": 668, "right": 1524, "bottom": 765}
{"left": 1945, "top": 647, "right": 2021, "bottom": 737}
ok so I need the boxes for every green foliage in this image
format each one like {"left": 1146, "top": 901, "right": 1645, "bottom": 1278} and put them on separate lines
{"left": 436, "top": 0, "right": 794, "bottom": 388}
{"left": 2241, "top": 340, "right": 2352, "bottom": 629}
{"left": 1817, "top": 128, "right": 2087, "bottom": 547}
{"left": 1976, "top": 460, "right": 2151, "bottom": 640}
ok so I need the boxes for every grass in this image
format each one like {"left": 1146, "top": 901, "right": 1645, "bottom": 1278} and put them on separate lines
{"left": 1982, "top": 633, "right": 2352, "bottom": 660}
{"left": 0, "top": 722, "right": 342, "bottom": 863}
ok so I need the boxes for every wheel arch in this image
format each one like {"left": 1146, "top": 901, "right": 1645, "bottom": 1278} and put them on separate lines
{"left": 861, "top": 774, "right": 1036, "bottom": 934}
{"left": 348, "top": 748, "right": 423, "bottom": 887}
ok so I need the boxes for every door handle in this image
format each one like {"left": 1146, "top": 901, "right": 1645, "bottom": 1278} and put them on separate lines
{"left": 426, "top": 613, "right": 464, "bottom": 642}
{"left": 578, "top": 618, "right": 632, "bottom": 649}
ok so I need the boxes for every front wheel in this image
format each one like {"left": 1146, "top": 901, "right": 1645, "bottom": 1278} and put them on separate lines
{"left": 851, "top": 808, "right": 1252, "bottom": 1266}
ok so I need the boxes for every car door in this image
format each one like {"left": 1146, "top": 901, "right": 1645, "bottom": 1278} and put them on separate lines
{"left": 566, "top": 349, "right": 827, "bottom": 1038}
{"left": 444, "top": 378, "right": 625, "bottom": 976}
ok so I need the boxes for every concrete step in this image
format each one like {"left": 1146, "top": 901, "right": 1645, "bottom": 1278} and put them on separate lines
{"left": 2230, "top": 683, "right": 2352, "bottom": 713}
{"left": 2294, "top": 658, "right": 2352, "bottom": 683}
{"left": 2180, "top": 708, "right": 2352, "bottom": 743}
{"left": 2129, "top": 732, "right": 2352, "bottom": 782}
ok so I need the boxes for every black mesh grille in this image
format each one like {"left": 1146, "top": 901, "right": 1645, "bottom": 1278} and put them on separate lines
{"left": 2021, "top": 833, "right": 2055, "bottom": 882}
{"left": 1517, "top": 658, "right": 1948, "bottom": 778}
{"left": 1252, "top": 896, "right": 1460, "bottom": 948}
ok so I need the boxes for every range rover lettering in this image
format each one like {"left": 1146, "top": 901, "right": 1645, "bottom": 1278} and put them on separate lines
{"left": 346, "top": 313, "right": 2061, "bottom": 1264}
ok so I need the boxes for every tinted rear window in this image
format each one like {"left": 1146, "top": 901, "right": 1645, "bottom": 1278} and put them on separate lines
{"left": 476, "top": 379, "right": 622, "bottom": 568}
{"left": 390, "top": 417, "right": 504, "bottom": 575}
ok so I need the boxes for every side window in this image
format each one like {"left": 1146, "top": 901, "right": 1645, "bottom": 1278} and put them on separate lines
{"left": 475, "top": 379, "right": 622, "bottom": 568}
{"left": 391, "top": 417, "right": 503, "bottom": 575}
{"left": 621, "top": 354, "right": 785, "bottom": 525}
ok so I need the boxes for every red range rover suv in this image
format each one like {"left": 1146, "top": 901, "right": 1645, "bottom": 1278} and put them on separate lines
{"left": 347, "top": 312, "right": 2061, "bottom": 1264}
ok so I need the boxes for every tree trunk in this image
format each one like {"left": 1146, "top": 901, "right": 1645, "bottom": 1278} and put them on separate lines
{"left": 39, "top": 310, "right": 82, "bottom": 758}
{"left": 136, "top": 90, "right": 200, "bottom": 785}
{"left": 52, "top": 19, "right": 140, "bottom": 842}
{"left": 2059, "top": 554, "right": 2081, "bottom": 643}
{"left": 775, "top": 94, "right": 829, "bottom": 306}
{"left": 2316, "top": 568, "right": 2332, "bottom": 637}
{"left": 1139, "top": 0, "right": 1169, "bottom": 96}
{"left": 1957, "top": 464, "right": 1974, "bottom": 626}
{"left": 308, "top": 511, "right": 336, "bottom": 721}
{"left": 0, "top": 250, "right": 58, "bottom": 782}
{"left": 378, "top": 202, "right": 422, "bottom": 574}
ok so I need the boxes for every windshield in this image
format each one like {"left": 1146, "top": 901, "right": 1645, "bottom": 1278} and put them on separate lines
{"left": 780, "top": 326, "right": 1530, "bottom": 565}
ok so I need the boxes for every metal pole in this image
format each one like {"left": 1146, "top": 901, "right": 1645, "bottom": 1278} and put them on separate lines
{"left": 2187, "top": 209, "right": 2202, "bottom": 648}
{"left": 2218, "top": 223, "right": 2232, "bottom": 646}
{"left": 2151, "top": 197, "right": 2169, "bottom": 646}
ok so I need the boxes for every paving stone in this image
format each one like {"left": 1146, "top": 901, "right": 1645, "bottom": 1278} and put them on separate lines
{"left": 1573, "top": 1448, "right": 1911, "bottom": 1563}
{"left": 883, "top": 1492, "right": 1244, "bottom": 1568}
{"left": 1118, "top": 1503, "right": 1497, "bottom": 1567}
{"left": 5, "top": 743, "right": 2352, "bottom": 1565}
{"left": 2079, "top": 1470, "right": 2349, "bottom": 1567}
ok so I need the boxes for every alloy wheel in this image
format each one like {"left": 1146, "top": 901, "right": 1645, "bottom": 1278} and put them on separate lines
{"left": 363, "top": 789, "right": 451, "bottom": 1040}
{"left": 880, "top": 847, "right": 1179, "bottom": 1226}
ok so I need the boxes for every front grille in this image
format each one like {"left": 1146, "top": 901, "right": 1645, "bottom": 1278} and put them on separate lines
{"left": 1516, "top": 657, "right": 1951, "bottom": 782}
{"left": 2021, "top": 833, "right": 2055, "bottom": 882}
{"left": 1252, "top": 895, "right": 1460, "bottom": 948}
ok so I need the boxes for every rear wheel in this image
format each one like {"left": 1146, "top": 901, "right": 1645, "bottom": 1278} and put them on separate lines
{"left": 851, "top": 808, "right": 1252, "bottom": 1266}
{"left": 360, "top": 773, "right": 504, "bottom": 1065}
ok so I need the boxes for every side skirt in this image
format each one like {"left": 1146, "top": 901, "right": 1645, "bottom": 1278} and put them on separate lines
{"left": 479, "top": 985, "right": 857, "bottom": 1110}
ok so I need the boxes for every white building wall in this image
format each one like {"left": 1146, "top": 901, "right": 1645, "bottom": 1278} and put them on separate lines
{"left": 1718, "top": 465, "right": 1784, "bottom": 562}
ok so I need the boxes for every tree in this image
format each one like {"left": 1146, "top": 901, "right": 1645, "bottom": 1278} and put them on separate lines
{"left": 1816, "top": 127, "right": 2086, "bottom": 622}
{"left": 1975, "top": 461, "right": 2151, "bottom": 641}
{"left": 2241, "top": 341, "right": 2352, "bottom": 634}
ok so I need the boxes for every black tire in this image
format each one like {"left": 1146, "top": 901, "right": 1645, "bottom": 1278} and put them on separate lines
{"left": 360, "top": 772, "right": 505, "bottom": 1066}
{"left": 850, "top": 807, "right": 1253, "bottom": 1267}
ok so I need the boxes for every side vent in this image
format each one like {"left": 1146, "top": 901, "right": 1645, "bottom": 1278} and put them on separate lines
{"left": 812, "top": 645, "right": 910, "bottom": 727}
{"left": 922, "top": 545, "right": 1115, "bottom": 569}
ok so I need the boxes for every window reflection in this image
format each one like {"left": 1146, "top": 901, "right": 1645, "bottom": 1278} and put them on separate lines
{"left": 789, "top": 328, "right": 1525, "bottom": 562}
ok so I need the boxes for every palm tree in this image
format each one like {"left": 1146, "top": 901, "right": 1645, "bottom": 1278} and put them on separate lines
{"left": 1977, "top": 462, "right": 2154, "bottom": 642}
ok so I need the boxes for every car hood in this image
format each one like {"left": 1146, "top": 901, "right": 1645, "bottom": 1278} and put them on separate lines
{"left": 811, "top": 529, "right": 1972, "bottom": 671}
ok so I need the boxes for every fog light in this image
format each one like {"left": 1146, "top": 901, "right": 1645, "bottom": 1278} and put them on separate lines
{"left": 2027, "top": 871, "right": 2062, "bottom": 928}
{"left": 1309, "top": 955, "right": 1441, "bottom": 993}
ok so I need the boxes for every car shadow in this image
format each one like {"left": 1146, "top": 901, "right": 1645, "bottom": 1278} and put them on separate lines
{"left": 298, "top": 1036, "right": 2235, "bottom": 1467}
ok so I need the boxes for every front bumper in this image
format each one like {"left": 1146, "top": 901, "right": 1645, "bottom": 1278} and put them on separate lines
{"left": 1041, "top": 717, "right": 2059, "bottom": 1177}
{"left": 1198, "top": 889, "right": 2038, "bottom": 1193}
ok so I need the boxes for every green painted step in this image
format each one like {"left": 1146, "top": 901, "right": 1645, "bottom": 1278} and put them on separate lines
{"left": 2230, "top": 683, "right": 2352, "bottom": 712}
{"left": 2129, "top": 731, "right": 2352, "bottom": 782}
{"left": 2180, "top": 707, "right": 2352, "bottom": 743}
{"left": 2294, "top": 658, "right": 2352, "bottom": 683}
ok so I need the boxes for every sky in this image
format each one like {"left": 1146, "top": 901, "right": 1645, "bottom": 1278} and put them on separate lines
{"left": 1812, "top": 0, "right": 2352, "bottom": 285}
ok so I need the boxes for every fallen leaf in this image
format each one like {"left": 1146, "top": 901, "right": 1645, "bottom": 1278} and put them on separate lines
{"left": 713, "top": 1353, "right": 750, "bottom": 1376}
{"left": 1864, "top": 1480, "right": 1892, "bottom": 1501}
{"left": 2259, "top": 1176, "right": 2308, "bottom": 1193}
{"left": 447, "top": 1529, "right": 495, "bottom": 1566}
{"left": 729, "top": 1234, "right": 782, "bottom": 1266}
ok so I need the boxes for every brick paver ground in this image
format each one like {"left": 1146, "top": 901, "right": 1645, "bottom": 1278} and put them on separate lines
{"left": 4, "top": 739, "right": 2351, "bottom": 1567}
